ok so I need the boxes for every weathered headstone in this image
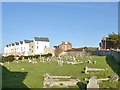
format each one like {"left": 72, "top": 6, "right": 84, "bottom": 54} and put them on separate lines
{"left": 28, "top": 59, "right": 32, "bottom": 63}
{"left": 21, "top": 68, "right": 24, "bottom": 71}
{"left": 109, "top": 75, "right": 119, "bottom": 82}
{"left": 0, "top": 62, "right": 3, "bottom": 66}
{"left": 85, "top": 67, "right": 106, "bottom": 74}
{"left": 88, "top": 60, "right": 92, "bottom": 63}
{"left": 93, "top": 61, "right": 96, "bottom": 64}
{"left": 87, "top": 76, "right": 99, "bottom": 90}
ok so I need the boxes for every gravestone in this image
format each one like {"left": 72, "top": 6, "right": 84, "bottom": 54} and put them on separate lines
{"left": 87, "top": 76, "right": 99, "bottom": 90}
{"left": 93, "top": 61, "right": 96, "bottom": 64}
{"left": 28, "top": 60, "right": 32, "bottom": 63}
{"left": 21, "top": 68, "right": 24, "bottom": 71}
{"left": 0, "top": 63, "right": 3, "bottom": 66}
{"left": 109, "top": 75, "right": 119, "bottom": 82}
{"left": 88, "top": 60, "right": 92, "bottom": 63}
{"left": 85, "top": 67, "right": 106, "bottom": 74}
{"left": 7, "top": 62, "right": 10, "bottom": 65}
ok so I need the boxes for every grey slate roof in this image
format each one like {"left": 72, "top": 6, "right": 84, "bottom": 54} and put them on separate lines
{"left": 20, "top": 40, "right": 33, "bottom": 44}
{"left": 24, "top": 40, "right": 33, "bottom": 43}
{"left": 34, "top": 37, "right": 49, "bottom": 42}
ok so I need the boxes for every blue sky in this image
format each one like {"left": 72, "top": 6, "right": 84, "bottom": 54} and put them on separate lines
{"left": 2, "top": 2, "right": 118, "bottom": 52}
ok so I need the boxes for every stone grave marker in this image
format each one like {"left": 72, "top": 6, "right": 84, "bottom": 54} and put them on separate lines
{"left": 93, "top": 61, "right": 96, "bottom": 64}
{"left": 21, "top": 68, "right": 24, "bottom": 71}
{"left": 109, "top": 75, "right": 119, "bottom": 82}
{"left": 87, "top": 76, "right": 99, "bottom": 89}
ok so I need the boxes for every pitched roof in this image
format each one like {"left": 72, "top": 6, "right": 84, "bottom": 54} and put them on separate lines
{"left": 24, "top": 40, "right": 33, "bottom": 43}
{"left": 34, "top": 37, "right": 49, "bottom": 42}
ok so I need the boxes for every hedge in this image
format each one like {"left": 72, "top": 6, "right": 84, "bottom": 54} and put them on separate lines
{"left": 2, "top": 53, "right": 53, "bottom": 62}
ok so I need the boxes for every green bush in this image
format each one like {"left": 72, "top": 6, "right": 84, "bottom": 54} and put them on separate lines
{"left": 18, "top": 56, "right": 24, "bottom": 60}
{"left": 34, "top": 55, "right": 40, "bottom": 59}
{"left": 2, "top": 55, "right": 15, "bottom": 62}
{"left": 41, "top": 53, "right": 52, "bottom": 58}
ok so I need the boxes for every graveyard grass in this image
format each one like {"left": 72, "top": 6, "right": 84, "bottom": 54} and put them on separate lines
{"left": 2, "top": 55, "right": 120, "bottom": 88}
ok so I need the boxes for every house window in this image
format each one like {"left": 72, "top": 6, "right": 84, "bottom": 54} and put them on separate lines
{"left": 37, "top": 41, "right": 39, "bottom": 44}
{"left": 37, "top": 46, "right": 38, "bottom": 49}
{"left": 21, "top": 47, "right": 22, "bottom": 51}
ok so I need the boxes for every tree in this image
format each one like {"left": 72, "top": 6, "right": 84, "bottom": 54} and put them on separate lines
{"left": 54, "top": 46, "right": 63, "bottom": 57}
{"left": 106, "top": 33, "right": 120, "bottom": 49}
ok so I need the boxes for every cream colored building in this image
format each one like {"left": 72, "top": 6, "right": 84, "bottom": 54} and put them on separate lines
{"left": 33, "top": 37, "right": 50, "bottom": 55}
{"left": 3, "top": 37, "right": 50, "bottom": 56}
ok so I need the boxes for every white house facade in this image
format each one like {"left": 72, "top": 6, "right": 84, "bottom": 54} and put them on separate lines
{"left": 3, "top": 37, "right": 50, "bottom": 56}
{"left": 33, "top": 37, "right": 50, "bottom": 55}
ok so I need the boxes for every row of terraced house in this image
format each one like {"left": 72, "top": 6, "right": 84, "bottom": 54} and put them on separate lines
{"left": 3, "top": 37, "right": 50, "bottom": 56}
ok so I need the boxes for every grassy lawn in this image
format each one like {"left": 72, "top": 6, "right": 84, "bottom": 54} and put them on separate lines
{"left": 2, "top": 55, "right": 120, "bottom": 89}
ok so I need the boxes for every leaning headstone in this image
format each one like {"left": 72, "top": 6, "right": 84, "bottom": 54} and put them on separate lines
{"left": 87, "top": 76, "right": 99, "bottom": 90}
{"left": 57, "top": 60, "right": 60, "bottom": 66}
{"left": 28, "top": 60, "right": 32, "bottom": 63}
{"left": 85, "top": 67, "right": 88, "bottom": 74}
{"left": 109, "top": 75, "right": 119, "bottom": 82}
{"left": 7, "top": 62, "right": 10, "bottom": 65}
{"left": 88, "top": 60, "right": 92, "bottom": 63}
{"left": 93, "top": 61, "right": 96, "bottom": 64}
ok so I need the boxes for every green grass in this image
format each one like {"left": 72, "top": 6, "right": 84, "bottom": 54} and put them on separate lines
{"left": 2, "top": 55, "right": 120, "bottom": 88}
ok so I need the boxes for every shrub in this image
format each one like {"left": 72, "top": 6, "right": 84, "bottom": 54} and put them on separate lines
{"left": 2, "top": 55, "right": 15, "bottom": 62}
{"left": 41, "top": 53, "right": 52, "bottom": 58}
{"left": 18, "top": 56, "right": 24, "bottom": 60}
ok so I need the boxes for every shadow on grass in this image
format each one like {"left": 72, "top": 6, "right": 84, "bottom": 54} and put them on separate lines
{"left": 2, "top": 65, "right": 29, "bottom": 89}
{"left": 106, "top": 56, "right": 120, "bottom": 88}
{"left": 106, "top": 56, "right": 120, "bottom": 75}
{"left": 77, "top": 82, "right": 87, "bottom": 90}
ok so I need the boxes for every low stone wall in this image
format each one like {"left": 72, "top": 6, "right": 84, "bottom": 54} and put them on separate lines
{"left": 90, "top": 50, "right": 120, "bottom": 62}
{"left": 44, "top": 47, "right": 55, "bottom": 57}
{"left": 110, "top": 50, "right": 120, "bottom": 62}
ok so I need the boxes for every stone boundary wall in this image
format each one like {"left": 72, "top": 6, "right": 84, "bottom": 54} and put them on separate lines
{"left": 90, "top": 50, "right": 120, "bottom": 62}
